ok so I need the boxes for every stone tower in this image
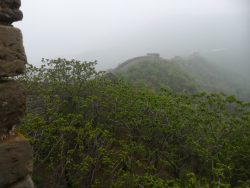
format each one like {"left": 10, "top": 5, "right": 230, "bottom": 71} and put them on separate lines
{"left": 0, "top": 0, "right": 34, "bottom": 187}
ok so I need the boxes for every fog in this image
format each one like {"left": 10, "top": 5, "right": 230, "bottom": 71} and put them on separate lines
{"left": 15, "top": 0, "right": 249, "bottom": 75}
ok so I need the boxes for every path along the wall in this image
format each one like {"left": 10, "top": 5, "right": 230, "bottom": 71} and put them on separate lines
{"left": 0, "top": 0, "right": 34, "bottom": 187}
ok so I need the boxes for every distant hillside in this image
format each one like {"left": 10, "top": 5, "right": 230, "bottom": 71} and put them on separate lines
{"left": 113, "top": 54, "right": 198, "bottom": 93}
{"left": 172, "top": 53, "right": 250, "bottom": 100}
{"left": 113, "top": 53, "right": 250, "bottom": 100}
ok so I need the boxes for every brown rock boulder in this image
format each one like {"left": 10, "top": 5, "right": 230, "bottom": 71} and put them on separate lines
{"left": 7, "top": 175, "right": 34, "bottom": 188}
{"left": 0, "top": 25, "right": 26, "bottom": 77}
{"left": 0, "top": 80, "right": 26, "bottom": 132}
{"left": 0, "top": 0, "right": 22, "bottom": 25}
{"left": 0, "top": 0, "right": 21, "bottom": 9}
{"left": 0, "top": 134, "right": 33, "bottom": 187}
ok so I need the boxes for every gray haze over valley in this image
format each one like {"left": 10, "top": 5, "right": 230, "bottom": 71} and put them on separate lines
{"left": 15, "top": 0, "right": 249, "bottom": 77}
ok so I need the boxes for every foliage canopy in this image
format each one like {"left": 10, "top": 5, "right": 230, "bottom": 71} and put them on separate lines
{"left": 19, "top": 59, "right": 250, "bottom": 187}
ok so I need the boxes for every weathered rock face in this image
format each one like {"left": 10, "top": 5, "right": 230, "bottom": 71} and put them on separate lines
{"left": 0, "top": 134, "right": 33, "bottom": 187}
{"left": 0, "top": 0, "right": 22, "bottom": 25}
{"left": 0, "top": 0, "right": 21, "bottom": 9}
{"left": 0, "top": 80, "right": 26, "bottom": 133}
{"left": 0, "top": 0, "right": 34, "bottom": 187}
{"left": 8, "top": 175, "right": 34, "bottom": 188}
{"left": 0, "top": 25, "right": 26, "bottom": 77}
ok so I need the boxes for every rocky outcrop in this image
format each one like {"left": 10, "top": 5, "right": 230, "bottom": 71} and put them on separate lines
{"left": 8, "top": 175, "right": 34, "bottom": 188}
{"left": 0, "top": 134, "right": 33, "bottom": 186}
{"left": 0, "top": 25, "right": 27, "bottom": 77}
{"left": 0, "top": 80, "right": 26, "bottom": 133}
{"left": 0, "top": 0, "right": 23, "bottom": 25}
{"left": 0, "top": 1, "right": 34, "bottom": 187}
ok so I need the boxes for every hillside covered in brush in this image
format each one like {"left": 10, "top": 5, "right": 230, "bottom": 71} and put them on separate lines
{"left": 113, "top": 54, "right": 198, "bottom": 93}
{"left": 19, "top": 59, "right": 250, "bottom": 187}
{"left": 113, "top": 53, "right": 250, "bottom": 101}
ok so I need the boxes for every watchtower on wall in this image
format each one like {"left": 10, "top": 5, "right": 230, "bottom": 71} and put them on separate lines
{"left": 146, "top": 53, "right": 160, "bottom": 58}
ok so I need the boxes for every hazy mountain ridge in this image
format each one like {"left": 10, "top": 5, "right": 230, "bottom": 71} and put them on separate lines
{"left": 173, "top": 53, "right": 250, "bottom": 100}
{"left": 113, "top": 54, "right": 198, "bottom": 93}
{"left": 113, "top": 53, "right": 250, "bottom": 100}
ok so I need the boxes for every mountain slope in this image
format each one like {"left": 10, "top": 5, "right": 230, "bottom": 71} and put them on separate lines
{"left": 172, "top": 53, "right": 250, "bottom": 100}
{"left": 113, "top": 54, "right": 198, "bottom": 93}
{"left": 113, "top": 53, "right": 250, "bottom": 100}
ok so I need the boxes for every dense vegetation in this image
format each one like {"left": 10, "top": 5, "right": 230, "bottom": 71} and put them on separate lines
{"left": 113, "top": 54, "right": 250, "bottom": 101}
{"left": 19, "top": 59, "right": 250, "bottom": 187}
{"left": 114, "top": 56, "right": 198, "bottom": 93}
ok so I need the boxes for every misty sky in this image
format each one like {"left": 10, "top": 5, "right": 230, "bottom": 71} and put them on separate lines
{"left": 15, "top": 0, "right": 249, "bottom": 71}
